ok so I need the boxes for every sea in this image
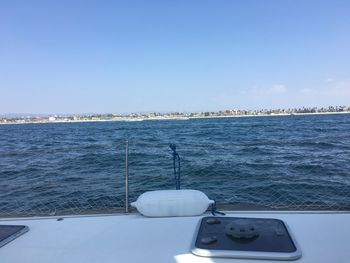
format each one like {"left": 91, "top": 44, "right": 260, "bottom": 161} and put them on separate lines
{"left": 1, "top": 114, "right": 350, "bottom": 215}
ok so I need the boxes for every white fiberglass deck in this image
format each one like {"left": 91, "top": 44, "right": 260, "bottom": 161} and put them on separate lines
{"left": 0, "top": 212, "right": 349, "bottom": 263}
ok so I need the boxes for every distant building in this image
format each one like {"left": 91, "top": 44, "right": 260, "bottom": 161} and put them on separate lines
{"left": 48, "top": 117, "right": 56, "bottom": 121}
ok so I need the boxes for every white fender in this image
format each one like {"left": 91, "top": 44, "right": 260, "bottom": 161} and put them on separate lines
{"left": 131, "top": 189, "right": 214, "bottom": 217}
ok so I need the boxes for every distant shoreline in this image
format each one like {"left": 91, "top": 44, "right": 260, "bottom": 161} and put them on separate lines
{"left": 1, "top": 111, "right": 349, "bottom": 125}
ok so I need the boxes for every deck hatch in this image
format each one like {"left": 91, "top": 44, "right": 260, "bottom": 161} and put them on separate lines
{"left": 192, "top": 216, "right": 302, "bottom": 260}
{"left": 0, "top": 225, "right": 29, "bottom": 248}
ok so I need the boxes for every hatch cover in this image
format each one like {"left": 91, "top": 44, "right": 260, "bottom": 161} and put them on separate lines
{"left": 192, "top": 217, "right": 301, "bottom": 260}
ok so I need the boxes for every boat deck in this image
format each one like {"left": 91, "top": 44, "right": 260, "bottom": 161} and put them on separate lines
{"left": 0, "top": 211, "right": 349, "bottom": 263}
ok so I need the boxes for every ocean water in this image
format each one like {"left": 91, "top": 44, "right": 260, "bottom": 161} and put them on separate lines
{"left": 1, "top": 114, "right": 350, "bottom": 214}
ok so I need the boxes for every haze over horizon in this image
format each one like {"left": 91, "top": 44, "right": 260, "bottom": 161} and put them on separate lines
{"left": 1, "top": 1, "right": 350, "bottom": 115}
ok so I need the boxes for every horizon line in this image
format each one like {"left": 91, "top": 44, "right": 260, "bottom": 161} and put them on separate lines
{"left": 1, "top": 105, "right": 349, "bottom": 118}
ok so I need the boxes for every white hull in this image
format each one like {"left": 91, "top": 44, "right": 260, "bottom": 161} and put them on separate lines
{"left": 0, "top": 211, "right": 349, "bottom": 263}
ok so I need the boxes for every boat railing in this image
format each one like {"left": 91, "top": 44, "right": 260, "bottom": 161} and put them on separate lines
{"left": 1, "top": 139, "right": 350, "bottom": 218}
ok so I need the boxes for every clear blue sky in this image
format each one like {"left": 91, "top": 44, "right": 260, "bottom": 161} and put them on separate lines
{"left": 1, "top": 0, "right": 349, "bottom": 114}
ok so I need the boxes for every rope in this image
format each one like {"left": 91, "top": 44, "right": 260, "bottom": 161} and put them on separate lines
{"left": 169, "top": 144, "right": 181, "bottom": 190}
{"left": 211, "top": 201, "right": 226, "bottom": 216}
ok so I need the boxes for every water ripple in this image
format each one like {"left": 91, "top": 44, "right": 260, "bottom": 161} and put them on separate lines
{"left": 0, "top": 114, "right": 350, "bottom": 212}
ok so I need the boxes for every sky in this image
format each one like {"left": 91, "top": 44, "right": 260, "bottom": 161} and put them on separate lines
{"left": 0, "top": 0, "right": 350, "bottom": 114}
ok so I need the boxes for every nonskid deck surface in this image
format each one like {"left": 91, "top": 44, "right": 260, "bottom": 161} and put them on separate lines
{"left": 0, "top": 212, "right": 349, "bottom": 263}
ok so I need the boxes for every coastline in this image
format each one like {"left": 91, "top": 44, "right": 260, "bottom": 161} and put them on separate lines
{"left": 1, "top": 111, "right": 349, "bottom": 125}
